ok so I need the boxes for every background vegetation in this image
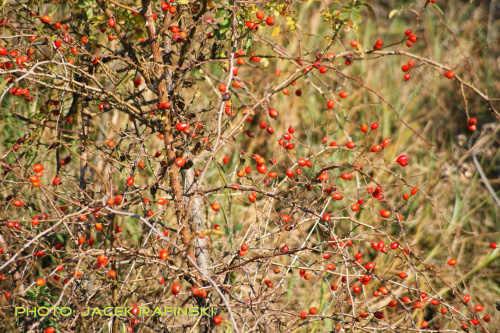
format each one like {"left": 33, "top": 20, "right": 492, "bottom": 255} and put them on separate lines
{"left": 0, "top": 0, "right": 499, "bottom": 332}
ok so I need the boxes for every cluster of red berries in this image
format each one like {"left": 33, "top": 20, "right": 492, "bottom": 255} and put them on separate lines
{"left": 467, "top": 117, "right": 477, "bottom": 131}
{"left": 245, "top": 11, "right": 276, "bottom": 31}
{"left": 404, "top": 29, "right": 419, "bottom": 47}
{"left": 401, "top": 60, "right": 416, "bottom": 81}
{"left": 373, "top": 39, "right": 384, "bottom": 50}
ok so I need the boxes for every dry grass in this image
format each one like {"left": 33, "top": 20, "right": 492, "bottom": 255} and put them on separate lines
{"left": 0, "top": 0, "right": 499, "bottom": 332}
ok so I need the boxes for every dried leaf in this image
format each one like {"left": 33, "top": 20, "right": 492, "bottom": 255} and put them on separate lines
{"left": 261, "top": 58, "right": 270, "bottom": 68}
{"left": 271, "top": 26, "right": 280, "bottom": 37}
{"left": 0, "top": 77, "right": 10, "bottom": 93}
{"left": 203, "top": 229, "right": 226, "bottom": 236}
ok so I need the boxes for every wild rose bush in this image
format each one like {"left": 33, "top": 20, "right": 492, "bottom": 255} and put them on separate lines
{"left": 0, "top": 0, "right": 499, "bottom": 332}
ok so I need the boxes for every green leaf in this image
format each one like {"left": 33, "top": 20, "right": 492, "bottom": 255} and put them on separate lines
{"left": 215, "top": 30, "right": 225, "bottom": 41}
{"left": 351, "top": 12, "right": 362, "bottom": 22}
{"left": 76, "top": 0, "right": 88, "bottom": 8}
{"left": 352, "top": 6, "right": 362, "bottom": 13}
{"left": 244, "top": 34, "right": 252, "bottom": 51}
{"left": 216, "top": 8, "right": 227, "bottom": 18}
{"left": 219, "top": 17, "right": 231, "bottom": 35}
{"left": 221, "top": 17, "right": 231, "bottom": 27}
{"left": 338, "top": 12, "right": 350, "bottom": 20}
{"left": 430, "top": 3, "right": 443, "bottom": 15}
{"left": 86, "top": 8, "right": 93, "bottom": 20}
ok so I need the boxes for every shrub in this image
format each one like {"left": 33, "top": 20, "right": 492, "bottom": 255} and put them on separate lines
{"left": 0, "top": 0, "right": 499, "bottom": 332}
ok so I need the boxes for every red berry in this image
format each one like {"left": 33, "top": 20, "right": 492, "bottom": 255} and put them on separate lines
{"left": 256, "top": 163, "right": 267, "bottom": 174}
{"left": 332, "top": 193, "right": 343, "bottom": 200}
{"left": 172, "top": 283, "right": 181, "bottom": 296}
{"left": 41, "top": 15, "right": 52, "bottom": 23}
{"left": 379, "top": 210, "right": 391, "bottom": 219}
{"left": 265, "top": 17, "right": 275, "bottom": 26}
{"left": 159, "top": 249, "right": 168, "bottom": 260}
{"left": 411, "top": 187, "right": 418, "bottom": 195}
{"left": 473, "top": 304, "right": 484, "bottom": 312}
{"left": 173, "top": 155, "right": 187, "bottom": 168}
{"left": 33, "top": 163, "right": 44, "bottom": 172}
{"left": 246, "top": 21, "right": 257, "bottom": 29}
{"left": 345, "top": 141, "right": 355, "bottom": 149}
{"left": 268, "top": 108, "right": 279, "bottom": 119}
{"left": 281, "top": 214, "right": 291, "bottom": 223}
{"left": 396, "top": 155, "right": 408, "bottom": 167}
{"left": 364, "top": 262, "right": 375, "bottom": 270}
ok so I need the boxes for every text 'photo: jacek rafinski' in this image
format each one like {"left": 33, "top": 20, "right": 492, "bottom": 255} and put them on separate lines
{"left": 14, "top": 306, "right": 215, "bottom": 317}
